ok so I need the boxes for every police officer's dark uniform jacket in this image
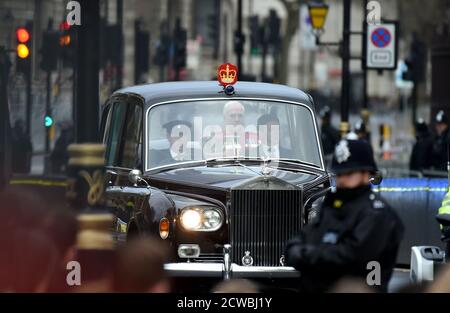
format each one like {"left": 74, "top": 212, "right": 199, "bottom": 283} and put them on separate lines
{"left": 430, "top": 111, "right": 450, "bottom": 171}
{"left": 285, "top": 139, "right": 404, "bottom": 292}
{"left": 319, "top": 106, "right": 339, "bottom": 157}
{"left": 410, "top": 119, "right": 433, "bottom": 171}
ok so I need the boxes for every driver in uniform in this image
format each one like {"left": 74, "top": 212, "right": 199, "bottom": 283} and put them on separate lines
{"left": 152, "top": 120, "right": 192, "bottom": 167}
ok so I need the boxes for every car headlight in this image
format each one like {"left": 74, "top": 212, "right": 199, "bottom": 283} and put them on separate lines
{"left": 180, "top": 209, "right": 202, "bottom": 229}
{"left": 180, "top": 206, "right": 223, "bottom": 231}
{"left": 203, "top": 210, "right": 222, "bottom": 229}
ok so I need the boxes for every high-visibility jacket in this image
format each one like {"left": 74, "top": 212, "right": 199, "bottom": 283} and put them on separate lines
{"left": 439, "top": 189, "right": 450, "bottom": 214}
{"left": 438, "top": 189, "right": 450, "bottom": 226}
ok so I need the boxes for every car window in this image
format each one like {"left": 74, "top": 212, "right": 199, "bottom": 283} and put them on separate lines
{"left": 101, "top": 104, "right": 113, "bottom": 147}
{"left": 146, "top": 99, "right": 322, "bottom": 170}
{"left": 119, "top": 104, "right": 143, "bottom": 169}
{"left": 101, "top": 102, "right": 112, "bottom": 144}
{"left": 104, "top": 101, "right": 126, "bottom": 166}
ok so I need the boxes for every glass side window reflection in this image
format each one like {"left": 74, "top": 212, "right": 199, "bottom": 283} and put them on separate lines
{"left": 120, "top": 104, "right": 143, "bottom": 169}
{"left": 105, "top": 102, "right": 126, "bottom": 166}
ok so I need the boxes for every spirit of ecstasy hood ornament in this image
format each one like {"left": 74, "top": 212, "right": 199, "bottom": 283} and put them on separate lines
{"left": 261, "top": 157, "right": 272, "bottom": 176}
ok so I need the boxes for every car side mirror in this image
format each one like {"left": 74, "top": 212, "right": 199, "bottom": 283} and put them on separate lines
{"left": 128, "top": 169, "right": 142, "bottom": 186}
{"left": 369, "top": 171, "right": 383, "bottom": 186}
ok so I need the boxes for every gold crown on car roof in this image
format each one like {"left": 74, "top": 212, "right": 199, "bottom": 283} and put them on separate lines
{"left": 219, "top": 64, "right": 237, "bottom": 84}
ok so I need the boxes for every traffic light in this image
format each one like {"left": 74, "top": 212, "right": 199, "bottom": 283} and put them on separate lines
{"left": 408, "top": 35, "right": 426, "bottom": 83}
{"left": 268, "top": 10, "right": 281, "bottom": 53}
{"left": 15, "top": 23, "right": 32, "bottom": 75}
{"left": 153, "top": 33, "right": 170, "bottom": 67}
{"left": 44, "top": 114, "right": 54, "bottom": 128}
{"left": 207, "top": 14, "right": 219, "bottom": 41}
{"left": 99, "top": 18, "right": 107, "bottom": 69}
{"left": 248, "top": 15, "right": 260, "bottom": 55}
{"left": 106, "top": 24, "right": 122, "bottom": 65}
{"left": 59, "top": 21, "right": 71, "bottom": 46}
{"left": 233, "top": 30, "right": 245, "bottom": 56}
{"left": 207, "top": 0, "right": 220, "bottom": 59}
{"left": 59, "top": 21, "right": 75, "bottom": 68}
{"left": 173, "top": 19, "right": 187, "bottom": 70}
{"left": 207, "top": 13, "right": 220, "bottom": 54}
{"left": 99, "top": 20, "right": 122, "bottom": 69}
{"left": 40, "top": 31, "right": 59, "bottom": 72}
{"left": 134, "top": 21, "right": 150, "bottom": 83}
{"left": 402, "top": 60, "right": 414, "bottom": 82}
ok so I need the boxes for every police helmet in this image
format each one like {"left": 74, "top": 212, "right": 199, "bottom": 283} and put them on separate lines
{"left": 415, "top": 117, "right": 428, "bottom": 134}
{"left": 354, "top": 120, "right": 366, "bottom": 134}
{"left": 331, "top": 139, "right": 377, "bottom": 174}
{"left": 435, "top": 110, "right": 448, "bottom": 124}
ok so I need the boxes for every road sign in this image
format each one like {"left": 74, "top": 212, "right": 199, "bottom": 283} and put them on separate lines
{"left": 366, "top": 22, "right": 397, "bottom": 70}
{"left": 371, "top": 27, "right": 391, "bottom": 48}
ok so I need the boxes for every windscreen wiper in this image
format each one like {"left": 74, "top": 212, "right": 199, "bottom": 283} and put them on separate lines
{"left": 266, "top": 158, "right": 321, "bottom": 169}
{"left": 204, "top": 157, "right": 264, "bottom": 176}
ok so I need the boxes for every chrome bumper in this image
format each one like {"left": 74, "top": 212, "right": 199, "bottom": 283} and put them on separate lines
{"left": 165, "top": 244, "right": 299, "bottom": 279}
{"left": 164, "top": 262, "right": 300, "bottom": 279}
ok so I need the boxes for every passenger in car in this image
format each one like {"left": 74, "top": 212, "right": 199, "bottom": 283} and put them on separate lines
{"left": 256, "top": 113, "right": 291, "bottom": 159}
{"left": 151, "top": 120, "right": 193, "bottom": 167}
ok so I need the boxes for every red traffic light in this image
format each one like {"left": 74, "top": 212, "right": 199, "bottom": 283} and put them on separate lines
{"left": 16, "top": 27, "right": 30, "bottom": 43}
{"left": 59, "top": 21, "right": 70, "bottom": 31}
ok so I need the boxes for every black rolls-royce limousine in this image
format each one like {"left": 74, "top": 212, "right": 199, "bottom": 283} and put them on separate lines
{"left": 101, "top": 78, "right": 331, "bottom": 283}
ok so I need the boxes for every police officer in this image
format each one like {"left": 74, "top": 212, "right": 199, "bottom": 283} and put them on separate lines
{"left": 285, "top": 139, "right": 404, "bottom": 292}
{"left": 430, "top": 110, "right": 450, "bottom": 171}
{"left": 410, "top": 118, "right": 433, "bottom": 172}
{"left": 355, "top": 119, "right": 370, "bottom": 144}
{"left": 11, "top": 119, "right": 32, "bottom": 173}
{"left": 319, "top": 106, "right": 339, "bottom": 166}
{"left": 50, "top": 122, "right": 74, "bottom": 174}
{"left": 437, "top": 189, "right": 450, "bottom": 256}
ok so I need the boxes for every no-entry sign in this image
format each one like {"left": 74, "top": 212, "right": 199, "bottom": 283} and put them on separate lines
{"left": 366, "top": 22, "right": 397, "bottom": 70}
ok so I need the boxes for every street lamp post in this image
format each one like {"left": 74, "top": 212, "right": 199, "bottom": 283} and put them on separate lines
{"left": 67, "top": 0, "right": 115, "bottom": 285}
{"left": 68, "top": 0, "right": 107, "bottom": 213}
{"left": 308, "top": 0, "right": 355, "bottom": 137}
{"left": 0, "top": 47, "right": 12, "bottom": 190}
{"left": 235, "top": 0, "right": 244, "bottom": 71}
{"left": 340, "top": 0, "right": 351, "bottom": 136}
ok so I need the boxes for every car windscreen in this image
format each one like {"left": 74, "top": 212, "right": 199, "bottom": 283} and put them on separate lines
{"left": 146, "top": 99, "right": 322, "bottom": 170}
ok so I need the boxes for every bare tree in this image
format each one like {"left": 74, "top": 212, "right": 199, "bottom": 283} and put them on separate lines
{"left": 276, "top": 0, "right": 305, "bottom": 85}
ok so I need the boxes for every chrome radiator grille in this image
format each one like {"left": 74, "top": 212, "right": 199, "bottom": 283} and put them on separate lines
{"left": 230, "top": 189, "right": 303, "bottom": 266}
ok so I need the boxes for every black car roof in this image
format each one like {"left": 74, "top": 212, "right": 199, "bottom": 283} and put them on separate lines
{"left": 114, "top": 81, "right": 314, "bottom": 108}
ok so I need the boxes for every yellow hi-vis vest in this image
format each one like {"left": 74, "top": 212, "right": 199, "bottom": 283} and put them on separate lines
{"left": 438, "top": 189, "right": 450, "bottom": 228}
